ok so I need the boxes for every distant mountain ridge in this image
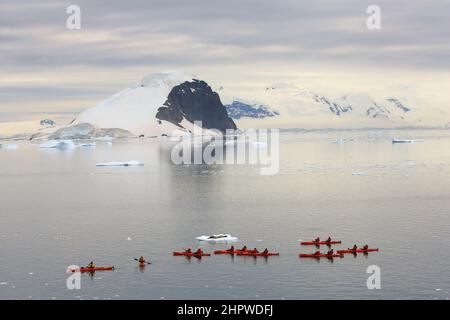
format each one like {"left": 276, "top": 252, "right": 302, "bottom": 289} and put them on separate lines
{"left": 218, "top": 83, "right": 449, "bottom": 128}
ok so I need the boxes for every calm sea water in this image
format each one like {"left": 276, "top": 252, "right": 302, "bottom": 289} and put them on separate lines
{"left": 1, "top": 129, "right": 450, "bottom": 300}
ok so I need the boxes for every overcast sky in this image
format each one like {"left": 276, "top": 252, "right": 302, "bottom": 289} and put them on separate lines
{"left": 1, "top": 0, "right": 449, "bottom": 121}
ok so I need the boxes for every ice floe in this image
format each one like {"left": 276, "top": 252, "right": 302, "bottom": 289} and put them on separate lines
{"left": 196, "top": 234, "right": 239, "bottom": 242}
{"left": 96, "top": 161, "right": 144, "bottom": 167}
{"left": 0, "top": 144, "right": 19, "bottom": 150}
{"left": 39, "top": 140, "right": 76, "bottom": 150}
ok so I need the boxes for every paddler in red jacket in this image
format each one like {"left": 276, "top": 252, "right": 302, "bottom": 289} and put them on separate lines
{"left": 326, "top": 236, "right": 332, "bottom": 242}
{"left": 351, "top": 244, "right": 358, "bottom": 251}
{"left": 314, "top": 250, "right": 321, "bottom": 256}
{"left": 362, "top": 245, "right": 369, "bottom": 251}
{"left": 195, "top": 248, "right": 203, "bottom": 255}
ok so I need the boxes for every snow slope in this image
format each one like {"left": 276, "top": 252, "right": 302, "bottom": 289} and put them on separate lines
{"left": 74, "top": 71, "right": 195, "bottom": 136}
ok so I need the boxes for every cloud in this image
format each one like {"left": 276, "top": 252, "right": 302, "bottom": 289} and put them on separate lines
{"left": 0, "top": 0, "right": 449, "bottom": 118}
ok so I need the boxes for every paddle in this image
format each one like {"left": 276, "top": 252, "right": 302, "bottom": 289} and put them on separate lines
{"left": 134, "top": 258, "right": 151, "bottom": 265}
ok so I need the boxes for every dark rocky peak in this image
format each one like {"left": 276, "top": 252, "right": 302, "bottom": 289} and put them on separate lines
{"left": 156, "top": 80, "right": 237, "bottom": 132}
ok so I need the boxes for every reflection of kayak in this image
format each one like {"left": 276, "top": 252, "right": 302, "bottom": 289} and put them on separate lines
{"left": 299, "top": 253, "right": 343, "bottom": 258}
{"left": 337, "top": 248, "right": 379, "bottom": 254}
{"left": 301, "top": 241, "right": 342, "bottom": 245}
{"left": 196, "top": 234, "right": 239, "bottom": 242}
{"left": 70, "top": 266, "right": 115, "bottom": 272}
{"left": 237, "top": 252, "right": 279, "bottom": 257}
{"left": 173, "top": 252, "right": 211, "bottom": 257}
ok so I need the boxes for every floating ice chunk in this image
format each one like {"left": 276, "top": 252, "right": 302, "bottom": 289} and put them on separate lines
{"left": 0, "top": 144, "right": 19, "bottom": 150}
{"left": 96, "top": 161, "right": 143, "bottom": 167}
{"left": 352, "top": 172, "right": 368, "bottom": 176}
{"left": 39, "top": 140, "right": 76, "bottom": 150}
{"left": 392, "top": 138, "right": 423, "bottom": 144}
{"left": 126, "top": 237, "right": 132, "bottom": 241}
{"left": 79, "top": 142, "right": 96, "bottom": 148}
{"left": 196, "top": 234, "right": 239, "bottom": 242}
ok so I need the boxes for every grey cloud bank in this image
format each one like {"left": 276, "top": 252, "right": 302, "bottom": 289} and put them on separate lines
{"left": 0, "top": 0, "right": 449, "bottom": 121}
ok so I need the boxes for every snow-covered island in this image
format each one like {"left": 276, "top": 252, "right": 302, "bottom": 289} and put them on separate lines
{"left": 29, "top": 71, "right": 237, "bottom": 141}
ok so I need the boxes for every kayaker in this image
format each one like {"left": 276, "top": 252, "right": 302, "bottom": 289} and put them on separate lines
{"left": 86, "top": 261, "right": 95, "bottom": 269}
{"left": 138, "top": 256, "right": 146, "bottom": 264}
{"left": 263, "top": 248, "right": 269, "bottom": 254}
{"left": 229, "top": 246, "right": 235, "bottom": 252}
{"left": 314, "top": 237, "right": 320, "bottom": 243}
{"left": 362, "top": 245, "right": 369, "bottom": 251}
{"left": 314, "top": 250, "right": 321, "bottom": 256}
{"left": 351, "top": 244, "right": 357, "bottom": 251}
{"left": 327, "top": 249, "right": 334, "bottom": 255}
{"left": 326, "top": 237, "right": 332, "bottom": 242}
{"left": 195, "top": 248, "right": 203, "bottom": 255}
{"left": 240, "top": 245, "right": 247, "bottom": 251}
{"left": 185, "top": 248, "right": 192, "bottom": 253}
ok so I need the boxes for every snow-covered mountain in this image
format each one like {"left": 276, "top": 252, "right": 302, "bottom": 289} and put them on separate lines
{"left": 66, "top": 71, "right": 236, "bottom": 138}
{"left": 218, "top": 83, "right": 450, "bottom": 129}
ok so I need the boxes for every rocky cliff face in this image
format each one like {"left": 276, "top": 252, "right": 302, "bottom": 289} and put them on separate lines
{"left": 156, "top": 80, "right": 236, "bottom": 133}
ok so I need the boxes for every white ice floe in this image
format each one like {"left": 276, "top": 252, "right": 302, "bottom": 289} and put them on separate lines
{"left": 392, "top": 138, "right": 423, "bottom": 144}
{"left": 196, "top": 234, "right": 239, "bottom": 242}
{"left": 79, "top": 142, "right": 96, "bottom": 148}
{"left": 39, "top": 140, "right": 76, "bottom": 150}
{"left": 96, "top": 161, "right": 144, "bottom": 167}
{"left": 352, "top": 172, "right": 368, "bottom": 176}
{"left": 0, "top": 144, "right": 19, "bottom": 150}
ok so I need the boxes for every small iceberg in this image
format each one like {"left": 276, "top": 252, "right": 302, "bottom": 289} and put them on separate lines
{"left": 0, "top": 144, "right": 19, "bottom": 150}
{"left": 39, "top": 140, "right": 76, "bottom": 150}
{"left": 352, "top": 172, "right": 368, "bottom": 176}
{"left": 196, "top": 234, "right": 239, "bottom": 242}
{"left": 96, "top": 161, "right": 144, "bottom": 167}
{"left": 392, "top": 138, "right": 423, "bottom": 144}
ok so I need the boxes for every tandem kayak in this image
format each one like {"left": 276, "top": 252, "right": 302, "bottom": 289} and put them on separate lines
{"left": 299, "top": 253, "right": 343, "bottom": 258}
{"left": 70, "top": 266, "right": 115, "bottom": 272}
{"left": 236, "top": 252, "right": 279, "bottom": 257}
{"left": 173, "top": 252, "right": 211, "bottom": 257}
{"left": 214, "top": 249, "right": 258, "bottom": 255}
{"left": 301, "top": 241, "right": 342, "bottom": 245}
{"left": 337, "top": 248, "right": 379, "bottom": 254}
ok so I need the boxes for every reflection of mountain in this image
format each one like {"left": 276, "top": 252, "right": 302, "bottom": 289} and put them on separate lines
{"left": 218, "top": 83, "right": 450, "bottom": 128}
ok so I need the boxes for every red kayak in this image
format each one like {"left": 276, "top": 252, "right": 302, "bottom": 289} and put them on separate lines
{"left": 70, "top": 266, "right": 114, "bottom": 272}
{"left": 237, "top": 252, "right": 279, "bottom": 257}
{"left": 173, "top": 252, "right": 211, "bottom": 257}
{"left": 337, "top": 248, "right": 379, "bottom": 254}
{"left": 299, "top": 253, "right": 343, "bottom": 258}
{"left": 301, "top": 241, "right": 342, "bottom": 245}
{"left": 214, "top": 249, "right": 257, "bottom": 255}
